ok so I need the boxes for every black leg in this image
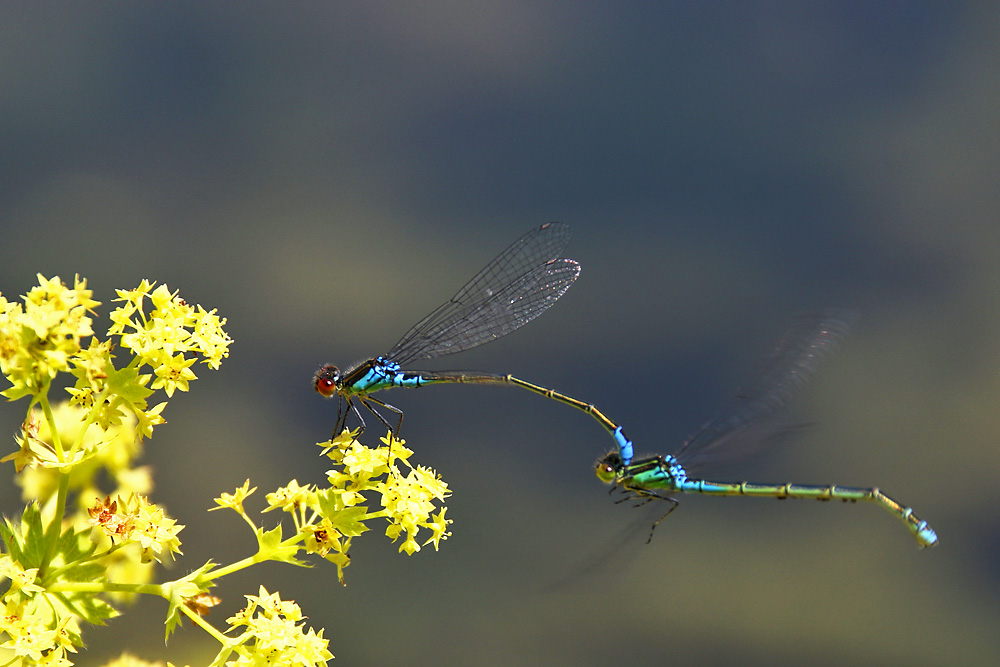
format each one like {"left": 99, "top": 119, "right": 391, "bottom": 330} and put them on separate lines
{"left": 647, "top": 497, "right": 680, "bottom": 544}
{"left": 358, "top": 396, "right": 406, "bottom": 468}
{"left": 360, "top": 395, "right": 404, "bottom": 440}
{"left": 331, "top": 397, "right": 367, "bottom": 441}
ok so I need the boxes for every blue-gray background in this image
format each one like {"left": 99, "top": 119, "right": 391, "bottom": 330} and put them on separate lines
{"left": 2, "top": 3, "right": 998, "bottom": 665}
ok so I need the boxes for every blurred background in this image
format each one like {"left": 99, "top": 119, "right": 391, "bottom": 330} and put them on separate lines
{"left": 2, "top": 3, "right": 999, "bottom": 665}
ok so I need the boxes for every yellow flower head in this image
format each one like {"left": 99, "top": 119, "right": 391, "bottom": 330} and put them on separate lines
{"left": 380, "top": 458, "right": 451, "bottom": 554}
{"left": 226, "top": 587, "right": 334, "bottom": 665}
{"left": 87, "top": 493, "right": 184, "bottom": 564}
{"left": 211, "top": 479, "right": 257, "bottom": 514}
{"left": 109, "top": 281, "right": 232, "bottom": 397}
{"left": 316, "top": 430, "right": 452, "bottom": 556}
{"left": 0, "top": 274, "right": 100, "bottom": 399}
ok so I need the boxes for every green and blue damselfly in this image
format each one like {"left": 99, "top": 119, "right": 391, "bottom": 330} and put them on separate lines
{"left": 596, "top": 309, "right": 938, "bottom": 548}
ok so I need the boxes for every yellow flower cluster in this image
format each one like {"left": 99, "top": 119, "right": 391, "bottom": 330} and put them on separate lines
{"left": 326, "top": 431, "right": 451, "bottom": 556}
{"left": 0, "top": 275, "right": 230, "bottom": 663}
{"left": 0, "top": 505, "right": 101, "bottom": 666}
{"left": 0, "top": 274, "right": 455, "bottom": 665}
{"left": 0, "top": 275, "right": 232, "bottom": 447}
{"left": 225, "top": 586, "right": 333, "bottom": 666}
{"left": 209, "top": 430, "right": 452, "bottom": 588}
{"left": 0, "top": 274, "right": 99, "bottom": 399}
{"left": 88, "top": 494, "right": 184, "bottom": 564}
{"left": 108, "top": 280, "right": 231, "bottom": 395}
{"left": 0, "top": 575, "right": 81, "bottom": 666}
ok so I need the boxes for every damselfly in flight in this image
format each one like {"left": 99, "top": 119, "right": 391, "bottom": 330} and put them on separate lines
{"left": 314, "top": 222, "right": 633, "bottom": 456}
{"left": 595, "top": 309, "right": 938, "bottom": 548}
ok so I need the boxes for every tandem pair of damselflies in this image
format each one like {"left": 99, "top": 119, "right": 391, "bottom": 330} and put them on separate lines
{"left": 315, "top": 223, "right": 937, "bottom": 547}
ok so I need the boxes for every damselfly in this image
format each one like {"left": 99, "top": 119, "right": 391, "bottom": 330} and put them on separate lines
{"left": 314, "top": 222, "right": 633, "bottom": 456}
{"left": 595, "top": 309, "right": 938, "bottom": 548}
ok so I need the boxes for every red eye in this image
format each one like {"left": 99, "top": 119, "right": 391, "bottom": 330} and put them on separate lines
{"left": 313, "top": 366, "right": 341, "bottom": 397}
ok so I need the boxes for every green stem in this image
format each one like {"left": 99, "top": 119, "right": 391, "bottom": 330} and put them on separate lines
{"left": 180, "top": 603, "right": 231, "bottom": 645}
{"left": 205, "top": 553, "right": 268, "bottom": 580}
{"left": 206, "top": 534, "right": 305, "bottom": 581}
{"left": 38, "top": 390, "right": 72, "bottom": 578}
{"left": 50, "top": 581, "right": 165, "bottom": 597}
{"left": 37, "top": 389, "right": 62, "bottom": 459}
{"left": 68, "top": 385, "right": 112, "bottom": 460}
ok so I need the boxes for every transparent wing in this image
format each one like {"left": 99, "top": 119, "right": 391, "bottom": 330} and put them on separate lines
{"left": 674, "top": 308, "right": 859, "bottom": 471}
{"left": 387, "top": 222, "right": 578, "bottom": 364}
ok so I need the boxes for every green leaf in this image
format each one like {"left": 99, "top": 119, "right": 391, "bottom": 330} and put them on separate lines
{"left": 255, "top": 524, "right": 307, "bottom": 566}
{"left": 57, "top": 589, "right": 119, "bottom": 626}
{"left": 315, "top": 487, "right": 346, "bottom": 517}
{"left": 103, "top": 361, "right": 154, "bottom": 405}
{"left": 3, "top": 503, "right": 50, "bottom": 568}
{"left": 163, "top": 561, "right": 216, "bottom": 643}
{"left": 0, "top": 514, "right": 22, "bottom": 560}
{"left": 328, "top": 506, "right": 370, "bottom": 538}
{"left": 255, "top": 523, "right": 283, "bottom": 553}
{"left": 44, "top": 518, "right": 118, "bottom": 625}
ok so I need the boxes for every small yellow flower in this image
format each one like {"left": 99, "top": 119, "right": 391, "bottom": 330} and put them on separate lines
{"left": 190, "top": 305, "right": 231, "bottom": 370}
{"left": 0, "top": 605, "right": 59, "bottom": 661}
{"left": 211, "top": 479, "right": 257, "bottom": 513}
{"left": 264, "top": 480, "right": 313, "bottom": 514}
{"left": 423, "top": 506, "right": 452, "bottom": 551}
{"left": 317, "top": 428, "right": 359, "bottom": 460}
{"left": 51, "top": 614, "right": 81, "bottom": 654}
{"left": 245, "top": 586, "right": 303, "bottom": 621}
{"left": 379, "top": 431, "right": 414, "bottom": 465}
{"left": 130, "top": 496, "right": 184, "bottom": 564}
{"left": 150, "top": 353, "right": 197, "bottom": 397}
{"left": 110, "top": 279, "right": 155, "bottom": 319}
{"left": 134, "top": 401, "right": 167, "bottom": 441}
{"left": 68, "top": 338, "right": 114, "bottom": 392}
{"left": 340, "top": 440, "right": 392, "bottom": 478}
{"left": 303, "top": 518, "right": 344, "bottom": 558}
{"left": 0, "top": 557, "right": 44, "bottom": 595}
{"left": 33, "top": 647, "right": 75, "bottom": 667}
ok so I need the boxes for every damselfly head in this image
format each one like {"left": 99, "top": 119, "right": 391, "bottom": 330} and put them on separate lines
{"left": 313, "top": 365, "right": 342, "bottom": 397}
{"left": 595, "top": 451, "right": 623, "bottom": 484}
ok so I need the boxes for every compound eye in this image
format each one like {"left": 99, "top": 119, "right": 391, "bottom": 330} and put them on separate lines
{"left": 313, "top": 365, "right": 341, "bottom": 397}
{"left": 594, "top": 456, "right": 619, "bottom": 483}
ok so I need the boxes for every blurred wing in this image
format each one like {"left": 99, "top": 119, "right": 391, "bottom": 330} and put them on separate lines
{"left": 388, "top": 222, "right": 578, "bottom": 364}
{"left": 674, "top": 308, "right": 859, "bottom": 471}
